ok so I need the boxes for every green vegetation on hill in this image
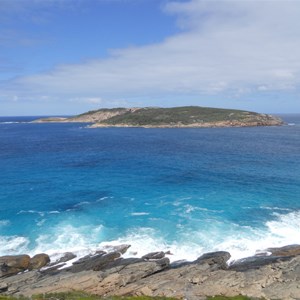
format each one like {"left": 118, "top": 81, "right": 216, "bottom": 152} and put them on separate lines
{"left": 99, "top": 106, "right": 260, "bottom": 126}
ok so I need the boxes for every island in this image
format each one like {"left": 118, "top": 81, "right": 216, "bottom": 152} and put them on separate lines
{"left": 34, "top": 106, "right": 283, "bottom": 128}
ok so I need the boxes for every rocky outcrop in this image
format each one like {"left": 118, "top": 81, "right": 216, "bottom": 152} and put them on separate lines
{"left": 0, "top": 255, "right": 30, "bottom": 278}
{"left": 1, "top": 245, "right": 300, "bottom": 299}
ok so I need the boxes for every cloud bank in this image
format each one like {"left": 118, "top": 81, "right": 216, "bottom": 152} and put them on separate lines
{"left": 1, "top": 0, "right": 300, "bottom": 114}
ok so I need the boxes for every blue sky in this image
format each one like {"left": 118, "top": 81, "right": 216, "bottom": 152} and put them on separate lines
{"left": 1, "top": 0, "right": 300, "bottom": 116}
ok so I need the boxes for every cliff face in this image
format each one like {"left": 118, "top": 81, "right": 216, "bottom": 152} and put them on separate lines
{"left": 34, "top": 106, "right": 283, "bottom": 128}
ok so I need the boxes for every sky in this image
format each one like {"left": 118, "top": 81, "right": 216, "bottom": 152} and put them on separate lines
{"left": 1, "top": 0, "right": 300, "bottom": 116}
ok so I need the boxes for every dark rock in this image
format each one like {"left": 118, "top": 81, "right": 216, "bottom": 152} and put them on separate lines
{"left": 0, "top": 255, "right": 30, "bottom": 278}
{"left": 95, "top": 250, "right": 106, "bottom": 255}
{"left": 142, "top": 251, "right": 165, "bottom": 260}
{"left": 267, "top": 244, "right": 300, "bottom": 257}
{"left": 194, "top": 251, "right": 231, "bottom": 270}
{"left": 47, "top": 252, "right": 75, "bottom": 267}
{"left": 170, "top": 260, "right": 192, "bottom": 268}
{"left": 29, "top": 253, "right": 50, "bottom": 270}
{"left": 56, "top": 252, "right": 77, "bottom": 264}
{"left": 40, "top": 263, "right": 66, "bottom": 275}
{"left": 92, "top": 252, "right": 123, "bottom": 271}
{"left": 229, "top": 255, "right": 293, "bottom": 272}
{"left": 100, "top": 257, "right": 144, "bottom": 272}
{"left": 69, "top": 251, "right": 121, "bottom": 273}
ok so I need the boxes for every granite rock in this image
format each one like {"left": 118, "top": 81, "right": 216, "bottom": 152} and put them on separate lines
{"left": 29, "top": 253, "right": 50, "bottom": 270}
{"left": 0, "top": 255, "right": 30, "bottom": 278}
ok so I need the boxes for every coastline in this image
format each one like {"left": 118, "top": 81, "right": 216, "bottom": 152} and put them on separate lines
{"left": 1, "top": 244, "right": 300, "bottom": 299}
{"left": 32, "top": 119, "right": 284, "bottom": 128}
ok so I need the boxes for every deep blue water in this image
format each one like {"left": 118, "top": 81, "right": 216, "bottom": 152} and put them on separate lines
{"left": 0, "top": 115, "right": 299, "bottom": 261}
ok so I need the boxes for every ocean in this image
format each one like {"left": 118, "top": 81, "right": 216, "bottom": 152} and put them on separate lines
{"left": 0, "top": 114, "right": 299, "bottom": 262}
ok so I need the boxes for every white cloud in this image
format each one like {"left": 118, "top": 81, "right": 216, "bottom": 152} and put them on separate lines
{"left": 2, "top": 0, "right": 300, "bottom": 112}
{"left": 69, "top": 97, "right": 103, "bottom": 104}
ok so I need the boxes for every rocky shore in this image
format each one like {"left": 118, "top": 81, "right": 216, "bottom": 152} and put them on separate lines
{"left": 1, "top": 245, "right": 300, "bottom": 299}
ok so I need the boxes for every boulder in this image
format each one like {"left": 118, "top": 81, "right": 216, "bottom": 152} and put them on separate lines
{"left": 0, "top": 255, "right": 30, "bottom": 278}
{"left": 194, "top": 251, "right": 231, "bottom": 270}
{"left": 29, "top": 253, "right": 50, "bottom": 270}
{"left": 142, "top": 251, "right": 165, "bottom": 260}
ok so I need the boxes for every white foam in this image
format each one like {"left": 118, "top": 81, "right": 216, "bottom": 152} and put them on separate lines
{"left": 214, "top": 210, "right": 300, "bottom": 262}
{"left": 0, "top": 236, "right": 30, "bottom": 256}
{"left": 96, "top": 211, "right": 300, "bottom": 263}
{"left": 30, "top": 224, "right": 105, "bottom": 263}
{"left": 266, "top": 211, "right": 300, "bottom": 241}
{"left": 2, "top": 210, "right": 300, "bottom": 265}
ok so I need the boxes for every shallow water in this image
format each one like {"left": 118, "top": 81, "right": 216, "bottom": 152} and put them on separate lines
{"left": 0, "top": 114, "right": 299, "bottom": 261}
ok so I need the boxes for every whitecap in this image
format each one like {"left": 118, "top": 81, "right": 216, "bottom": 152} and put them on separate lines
{"left": 260, "top": 206, "right": 292, "bottom": 212}
{"left": 130, "top": 212, "right": 150, "bottom": 216}
{"left": 17, "top": 210, "right": 45, "bottom": 216}
{"left": 74, "top": 201, "right": 90, "bottom": 207}
{"left": 0, "top": 220, "right": 10, "bottom": 227}
{"left": 97, "top": 196, "right": 109, "bottom": 201}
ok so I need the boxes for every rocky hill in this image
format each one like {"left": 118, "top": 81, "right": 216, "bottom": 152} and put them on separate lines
{"left": 34, "top": 106, "right": 283, "bottom": 128}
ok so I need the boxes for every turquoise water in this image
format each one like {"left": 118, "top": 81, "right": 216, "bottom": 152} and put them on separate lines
{"left": 0, "top": 115, "right": 299, "bottom": 261}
